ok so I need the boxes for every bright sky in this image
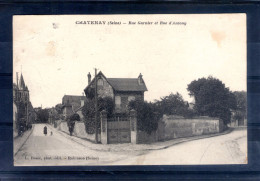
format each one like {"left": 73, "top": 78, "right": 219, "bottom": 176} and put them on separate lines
{"left": 13, "top": 14, "right": 246, "bottom": 108}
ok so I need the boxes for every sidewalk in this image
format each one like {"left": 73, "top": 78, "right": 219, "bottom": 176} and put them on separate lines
{"left": 47, "top": 124, "right": 234, "bottom": 153}
{"left": 13, "top": 125, "right": 34, "bottom": 156}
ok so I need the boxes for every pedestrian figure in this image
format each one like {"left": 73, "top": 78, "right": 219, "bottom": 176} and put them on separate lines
{"left": 50, "top": 131, "right": 53, "bottom": 136}
{"left": 43, "top": 126, "right": 47, "bottom": 136}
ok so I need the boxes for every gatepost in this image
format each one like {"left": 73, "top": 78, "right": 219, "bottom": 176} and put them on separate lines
{"left": 130, "top": 109, "right": 137, "bottom": 144}
{"left": 100, "top": 110, "right": 108, "bottom": 144}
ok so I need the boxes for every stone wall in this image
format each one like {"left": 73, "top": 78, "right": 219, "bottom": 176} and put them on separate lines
{"left": 97, "top": 76, "right": 114, "bottom": 98}
{"left": 56, "top": 120, "right": 96, "bottom": 142}
{"left": 137, "top": 130, "right": 157, "bottom": 144}
{"left": 158, "top": 115, "right": 224, "bottom": 141}
{"left": 57, "top": 121, "right": 70, "bottom": 134}
{"left": 114, "top": 91, "right": 144, "bottom": 113}
{"left": 73, "top": 121, "right": 96, "bottom": 142}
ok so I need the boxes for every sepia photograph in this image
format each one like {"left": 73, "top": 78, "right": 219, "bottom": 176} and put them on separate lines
{"left": 13, "top": 14, "right": 247, "bottom": 166}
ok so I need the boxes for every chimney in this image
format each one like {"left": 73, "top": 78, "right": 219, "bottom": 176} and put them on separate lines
{"left": 88, "top": 72, "right": 91, "bottom": 85}
{"left": 138, "top": 73, "right": 143, "bottom": 85}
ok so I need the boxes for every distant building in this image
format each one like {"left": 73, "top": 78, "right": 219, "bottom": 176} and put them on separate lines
{"left": 84, "top": 71, "right": 148, "bottom": 113}
{"left": 61, "top": 95, "right": 86, "bottom": 120}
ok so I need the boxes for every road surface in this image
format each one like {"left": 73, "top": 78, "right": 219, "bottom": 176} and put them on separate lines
{"left": 14, "top": 124, "right": 247, "bottom": 166}
{"left": 14, "top": 124, "right": 131, "bottom": 166}
{"left": 114, "top": 128, "right": 247, "bottom": 165}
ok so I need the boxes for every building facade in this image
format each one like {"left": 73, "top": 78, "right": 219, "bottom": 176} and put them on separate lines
{"left": 84, "top": 71, "right": 148, "bottom": 113}
{"left": 13, "top": 73, "right": 35, "bottom": 135}
{"left": 61, "top": 95, "right": 86, "bottom": 120}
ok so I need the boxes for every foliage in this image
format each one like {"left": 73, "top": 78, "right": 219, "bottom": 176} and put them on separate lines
{"left": 55, "top": 104, "right": 63, "bottom": 114}
{"left": 66, "top": 113, "right": 80, "bottom": 136}
{"left": 128, "top": 100, "right": 162, "bottom": 134}
{"left": 187, "top": 76, "right": 237, "bottom": 125}
{"left": 233, "top": 91, "right": 247, "bottom": 121}
{"left": 85, "top": 87, "right": 95, "bottom": 100}
{"left": 82, "top": 96, "right": 114, "bottom": 134}
{"left": 70, "top": 113, "right": 80, "bottom": 121}
{"left": 36, "top": 108, "right": 49, "bottom": 123}
{"left": 154, "top": 92, "right": 192, "bottom": 117}
{"left": 17, "top": 102, "right": 27, "bottom": 120}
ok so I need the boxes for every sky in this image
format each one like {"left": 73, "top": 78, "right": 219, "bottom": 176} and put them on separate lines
{"left": 13, "top": 14, "right": 247, "bottom": 108}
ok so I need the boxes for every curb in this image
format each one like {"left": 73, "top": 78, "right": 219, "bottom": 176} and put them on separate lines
{"left": 14, "top": 125, "right": 35, "bottom": 156}
{"left": 50, "top": 124, "right": 235, "bottom": 153}
{"left": 150, "top": 128, "right": 234, "bottom": 151}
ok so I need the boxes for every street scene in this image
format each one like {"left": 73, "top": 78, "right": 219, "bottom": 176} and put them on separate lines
{"left": 14, "top": 124, "right": 246, "bottom": 166}
{"left": 13, "top": 14, "right": 247, "bottom": 166}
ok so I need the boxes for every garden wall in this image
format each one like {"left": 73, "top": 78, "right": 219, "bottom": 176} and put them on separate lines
{"left": 56, "top": 121, "right": 96, "bottom": 142}
{"left": 158, "top": 115, "right": 224, "bottom": 141}
{"left": 137, "top": 130, "right": 157, "bottom": 144}
{"left": 73, "top": 121, "right": 96, "bottom": 142}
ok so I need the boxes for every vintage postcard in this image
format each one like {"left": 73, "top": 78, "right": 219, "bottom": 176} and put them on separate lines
{"left": 13, "top": 14, "right": 247, "bottom": 166}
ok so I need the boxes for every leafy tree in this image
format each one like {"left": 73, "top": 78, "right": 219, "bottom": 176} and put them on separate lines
{"left": 187, "top": 76, "right": 237, "bottom": 125}
{"left": 128, "top": 100, "right": 162, "bottom": 134}
{"left": 36, "top": 109, "right": 49, "bottom": 123}
{"left": 82, "top": 96, "right": 114, "bottom": 134}
{"left": 233, "top": 91, "right": 247, "bottom": 121}
{"left": 70, "top": 113, "right": 80, "bottom": 121}
{"left": 55, "top": 104, "right": 63, "bottom": 114}
{"left": 17, "top": 102, "right": 26, "bottom": 120}
{"left": 155, "top": 92, "right": 190, "bottom": 116}
{"left": 67, "top": 113, "right": 80, "bottom": 136}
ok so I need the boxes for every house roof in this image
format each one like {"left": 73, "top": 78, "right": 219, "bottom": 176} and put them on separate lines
{"left": 107, "top": 78, "right": 148, "bottom": 92}
{"left": 84, "top": 71, "right": 148, "bottom": 92}
{"left": 62, "top": 95, "right": 86, "bottom": 110}
{"left": 62, "top": 95, "right": 86, "bottom": 104}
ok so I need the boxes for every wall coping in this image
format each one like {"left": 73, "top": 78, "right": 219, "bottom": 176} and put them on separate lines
{"left": 163, "top": 115, "right": 219, "bottom": 120}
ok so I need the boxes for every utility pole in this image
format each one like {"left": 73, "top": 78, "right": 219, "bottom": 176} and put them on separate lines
{"left": 94, "top": 68, "right": 98, "bottom": 143}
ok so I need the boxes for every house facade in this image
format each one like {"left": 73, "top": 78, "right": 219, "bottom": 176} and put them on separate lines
{"left": 84, "top": 71, "right": 148, "bottom": 113}
{"left": 61, "top": 95, "right": 86, "bottom": 120}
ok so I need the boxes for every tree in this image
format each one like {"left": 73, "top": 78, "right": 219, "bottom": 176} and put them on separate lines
{"left": 55, "top": 104, "right": 63, "bottom": 114}
{"left": 128, "top": 100, "right": 161, "bottom": 134}
{"left": 36, "top": 109, "right": 49, "bottom": 123}
{"left": 155, "top": 92, "right": 190, "bottom": 116}
{"left": 187, "top": 76, "right": 236, "bottom": 125}
{"left": 233, "top": 91, "right": 247, "bottom": 122}
{"left": 82, "top": 96, "right": 114, "bottom": 134}
{"left": 67, "top": 113, "right": 80, "bottom": 136}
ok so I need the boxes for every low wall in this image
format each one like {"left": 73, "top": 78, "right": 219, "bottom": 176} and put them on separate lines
{"left": 158, "top": 115, "right": 224, "bottom": 141}
{"left": 56, "top": 120, "right": 96, "bottom": 142}
{"left": 73, "top": 121, "right": 95, "bottom": 142}
{"left": 137, "top": 130, "right": 157, "bottom": 144}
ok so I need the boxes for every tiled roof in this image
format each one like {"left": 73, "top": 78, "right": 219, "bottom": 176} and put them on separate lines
{"left": 62, "top": 95, "right": 86, "bottom": 110}
{"left": 107, "top": 78, "right": 148, "bottom": 92}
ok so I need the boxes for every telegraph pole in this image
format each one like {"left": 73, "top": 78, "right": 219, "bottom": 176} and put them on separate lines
{"left": 94, "top": 68, "right": 98, "bottom": 143}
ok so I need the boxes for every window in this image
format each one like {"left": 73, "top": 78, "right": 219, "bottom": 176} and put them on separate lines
{"left": 115, "top": 96, "right": 121, "bottom": 108}
{"left": 97, "top": 79, "right": 103, "bottom": 86}
{"left": 128, "top": 96, "right": 135, "bottom": 102}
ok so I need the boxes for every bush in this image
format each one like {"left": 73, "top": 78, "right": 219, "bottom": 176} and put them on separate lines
{"left": 128, "top": 100, "right": 162, "bottom": 135}
{"left": 70, "top": 113, "right": 80, "bottom": 121}
{"left": 82, "top": 96, "right": 114, "bottom": 134}
{"left": 67, "top": 113, "right": 79, "bottom": 136}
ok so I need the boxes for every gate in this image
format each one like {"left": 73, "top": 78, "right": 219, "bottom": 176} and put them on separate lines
{"left": 107, "top": 116, "right": 131, "bottom": 144}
